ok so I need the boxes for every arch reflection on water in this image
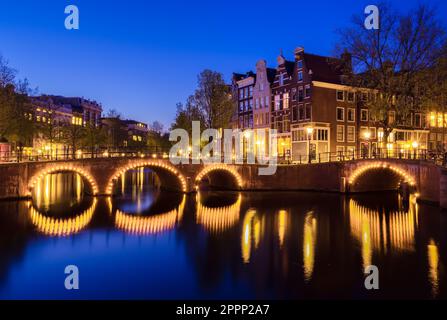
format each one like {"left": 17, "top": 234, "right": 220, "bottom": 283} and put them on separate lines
{"left": 196, "top": 193, "right": 241, "bottom": 233}
{"left": 349, "top": 195, "right": 419, "bottom": 268}
{"left": 113, "top": 196, "right": 186, "bottom": 235}
{"left": 28, "top": 199, "right": 97, "bottom": 237}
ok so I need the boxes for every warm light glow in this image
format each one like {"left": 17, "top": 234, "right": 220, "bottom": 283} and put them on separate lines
{"left": 106, "top": 160, "right": 188, "bottom": 194}
{"left": 412, "top": 141, "right": 419, "bottom": 149}
{"left": 303, "top": 211, "right": 317, "bottom": 282}
{"left": 29, "top": 166, "right": 99, "bottom": 195}
{"left": 195, "top": 164, "right": 243, "bottom": 189}
{"left": 363, "top": 130, "right": 371, "bottom": 140}
{"left": 240, "top": 209, "right": 261, "bottom": 264}
{"left": 427, "top": 239, "right": 439, "bottom": 297}
{"left": 29, "top": 199, "right": 97, "bottom": 236}
{"left": 196, "top": 193, "right": 241, "bottom": 233}
{"left": 348, "top": 162, "right": 416, "bottom": 186}
{"left": 114, "top": 196, "right": 186, "bottom": 235}
{"left": 306, "top": 127, "right": 314, "bottom": 136}
{"left": 277, "top": 209, "right": 288, "bottom": 248}
{"left": 349, "top": 198, "right": 418, "bottom": 269}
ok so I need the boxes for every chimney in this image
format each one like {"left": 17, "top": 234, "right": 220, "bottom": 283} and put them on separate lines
{"left": 341, "top": 51, "right": 352, "bottom": 73}
{"left": 294, "top": 46, "right": 304, "bottom": 60}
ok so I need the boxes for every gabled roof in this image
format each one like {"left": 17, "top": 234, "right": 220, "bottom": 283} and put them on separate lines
{"left": 266, "top": 68, "right": 276, "bottom": 83}
{"left": 303, "top": 53, "right": 346, "bottom": 84}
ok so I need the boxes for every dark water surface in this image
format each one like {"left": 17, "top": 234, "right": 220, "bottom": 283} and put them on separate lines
{"left": 0, "top": 170, "right": 446, "bottom": 299}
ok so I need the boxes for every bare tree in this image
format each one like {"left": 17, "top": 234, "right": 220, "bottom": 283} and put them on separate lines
{"left": 337, "top": 3, "right": 446, "bottom": 141}
{"left": 193, "top": 70, "right": 233, "bottom": 129}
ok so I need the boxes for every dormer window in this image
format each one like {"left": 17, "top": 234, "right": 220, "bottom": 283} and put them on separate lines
{"left": 279, "top": 73, "right": 284, "bottom": 86}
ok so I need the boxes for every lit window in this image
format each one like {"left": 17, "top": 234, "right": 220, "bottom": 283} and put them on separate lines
{"left": 283, "top": 93, "right": 289, "bottom": 109}
{"left": 337, "top": 125, "right": 345, "bottom": 142}
{"left": 438, "top": 113, "right": 444, "bottom": 128}
{"left": 347, "top": 126, "right": 355, "bottom": 142}
{"left": 274, "top": 95, "right": 281, "bottom": 111}
{"left": 388, "top": 111, "right": 395, "bottom": 124}
{"left": 430, "top": 112, "right": 436, "bottom": 127}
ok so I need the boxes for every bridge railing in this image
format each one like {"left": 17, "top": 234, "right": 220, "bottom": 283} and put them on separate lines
{"left": 0, "top": 147, "right": 171, "bottom": 164}
{"left": 1, "top": 147, "right": 447, "bottom": 167}
{"left": 289, "top": 148, "right": 447, "bottom": 167}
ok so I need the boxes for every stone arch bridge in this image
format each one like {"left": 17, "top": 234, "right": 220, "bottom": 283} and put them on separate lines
{"left": 0, "top": 157, "right": 446, "bottom": 208}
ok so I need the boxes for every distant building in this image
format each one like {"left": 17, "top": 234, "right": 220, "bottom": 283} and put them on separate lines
{"left": 233, "top": 72, "right": 256, "bottom": 131}
{"left": 253, "top": 60, "right": 276, "bottom": 156}
{"left": 101, "top": 118, "right": 148, "bottom": 148}
{"left": 28, "top": 95, "right": 103, "bottom": 156}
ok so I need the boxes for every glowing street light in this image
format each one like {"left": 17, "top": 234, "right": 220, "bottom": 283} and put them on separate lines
{"left": 307, "top": 127, "right": 314, "bottom": 164}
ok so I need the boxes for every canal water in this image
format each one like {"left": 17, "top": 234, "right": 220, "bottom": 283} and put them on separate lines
{"left": 0, "top": 169, "right": 445, "bottom": 299}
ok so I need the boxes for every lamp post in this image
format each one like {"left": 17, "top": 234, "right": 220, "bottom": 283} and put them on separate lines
{"left": 363, "top": 130, "right": 371, "bottom": 159}
{"left": 307, "top": 127, "right": 314, "bottom": 164}
{"left": 412, "top": 141, "right": 419, "bottom": 159}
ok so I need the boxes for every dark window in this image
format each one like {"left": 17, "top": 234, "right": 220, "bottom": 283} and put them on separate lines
{"left": 305, "top": 104, "right": 311, "bottom": 120}
{"left": 298, "top": 88, "right": 304, "bottom": 102}
{"left": 292, "top": 106, "right": 298, "bottom": 122}
{"left": 305, "top": 86, "right": 311, "bottom": 98}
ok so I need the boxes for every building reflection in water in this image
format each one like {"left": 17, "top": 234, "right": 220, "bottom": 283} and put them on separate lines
{"left": 196, "top": 193, "right": 241, "bottom": 234}
{"left": 427, "top": 238, "right": 439, "bottom": 298}
{"left": 303, "top": 211, "right": 317, "bottom": 282}
{"left": 32, "top": 171, "right": 84, "bottom": 214}
{"left": 241, "top": 209, "right": 262, "bottom": 264}
{"left": 28, "top": 199, "right": 97, "bottom": 236}
{"left": 349, "top": 195, "right": 419, "bottom": 269}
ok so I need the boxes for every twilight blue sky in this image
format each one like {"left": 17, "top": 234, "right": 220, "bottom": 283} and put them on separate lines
{"left": 0, "top": 0, "right": 446, "bottom": 128}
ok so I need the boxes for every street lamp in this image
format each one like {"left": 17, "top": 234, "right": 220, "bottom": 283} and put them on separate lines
{"left": 307, "top": 127, "right": 314, "bottom": 164}
{"left": 363, "top": 130, "right": 371, "bottom": 159}
{"left": 412, "top": 141, "right": 419, "bottom": 159}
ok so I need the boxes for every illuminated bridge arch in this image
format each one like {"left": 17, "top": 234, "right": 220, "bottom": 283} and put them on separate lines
{"left": 106, "top": 161, "right": 187, "bottom": 194}
{"left": 28, "top": 165, "right": 99, "bottom": 196}
{"left": 195, "top": 164, "right": 243, "bottom": 190}
{"left": 348, "top": 162, "right": 416, "bottom": 193}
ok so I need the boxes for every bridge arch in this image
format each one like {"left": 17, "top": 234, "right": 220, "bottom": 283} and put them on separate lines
{"left": 28, "top": 165, "right": 99, "bottom": 196}
{"left": 105, "top": 161, "right": 187, "bottom": 194}
{"left": 348, "top": 162, "right": 416, "bottom": 193}
{"left": 195, "top": 164, "right": 243, "bottom": 191}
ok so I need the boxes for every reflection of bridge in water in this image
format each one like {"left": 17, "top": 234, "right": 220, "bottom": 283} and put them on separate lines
{"left": 1, "top": 155, "right": 447, "bottom": 208}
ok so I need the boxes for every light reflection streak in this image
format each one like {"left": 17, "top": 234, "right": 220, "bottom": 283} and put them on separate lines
{"left": 241, "top": 209, "right": 262, "bottom": 264}
{"left": 303, "top": 211, "right": 317, "bottom": 282}
{"left": 427, "top": 239, "right": 439, "bottom": 298}
{"left": 114, "top": 195, "right": 186, "bottom": 235}
{"left": 196, "top": 193, "right": 241, "bottom": 233}
{"left": 28, "top": 199, "right": 97, "bottom": 236}
{"left": 349, "top": 196, "right": 418, "bottom": 269}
